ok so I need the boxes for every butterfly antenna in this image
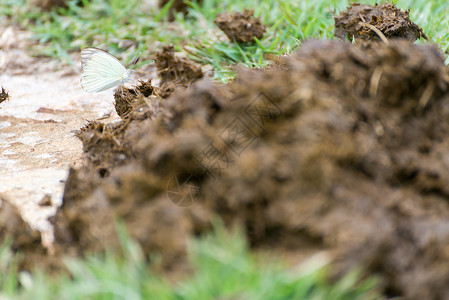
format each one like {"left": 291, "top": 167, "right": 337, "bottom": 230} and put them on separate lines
{"left": 126, "top": 51, "right": 141, "bottom": 69}
{"left": 133, "top": 59, "right": 155, "bottom": 70}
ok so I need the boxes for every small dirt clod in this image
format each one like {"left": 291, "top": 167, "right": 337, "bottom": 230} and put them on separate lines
{"left": 158, "top": 0, "right": 203, "bottom": 22}
{"left": 0, "top": 87, "right": 10, "bottom": 105}
{"left": 155, "top": 45, "right": 204, "bottom": 98}
{"left": 0, "top": 199, "right": 50, "bottom": 271}
{"left": 32, "top": 0, "right": 67, "bottom": 11}
{"left": 334, "top": 2, "right": 428, "bottom": 42}
{"left": 215, "top": 9, "right": 266, "bottom": 43}
{"left": 113, "top": 80, "right": 155, "bottom": 119}
{"left": 38, "top": 194, "right": 52, "bottom": 207}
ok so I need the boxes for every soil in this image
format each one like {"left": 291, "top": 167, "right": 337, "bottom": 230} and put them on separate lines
{"left": 334, "top": 2, "right": 429, "bottom": 42}
{"left": 2, "top": 3, "right": 449, "bottom": 300}
{"left": 0, "top": 198, "right": 42, "bottom": 254}
{"left": 113, "top": 80, "right": 156, "bottom": 119}
{"left": 0, "top": 198, "right": 62, "bottom": 271}
{"left": 158, "top": 0, "right": 203, "bottom": 22}
{"left": 47, "top": 38, "right": 449, "bottom": 299}
{"left": 32, "top": 0, "right": 68, "bottom": 11}
{"left": 215, "top": 9, "right": 266, "bottom": 44}
{"left": 154, "top": 45, "right": 204, "bottom": 98}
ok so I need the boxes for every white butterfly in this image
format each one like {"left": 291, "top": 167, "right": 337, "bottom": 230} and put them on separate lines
{"left": 80, "top": 47, "right": 134, "bottom": 93}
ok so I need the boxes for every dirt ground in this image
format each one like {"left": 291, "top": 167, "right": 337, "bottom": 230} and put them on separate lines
{"left": 0, "top": 25, "right": 125, "bottom": 249}
{"left": 2, "top": 2, "right": 449, "bottom": 299}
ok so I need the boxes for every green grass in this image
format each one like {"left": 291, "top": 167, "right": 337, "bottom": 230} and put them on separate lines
{"left": 0, "top": 0, "right": 448, "bottom": 80}
{"left": 0, "top": 222, "right": 382, "bottom": 300}
{"left": 182, "top": 0, "right": 449, "bottom": 79}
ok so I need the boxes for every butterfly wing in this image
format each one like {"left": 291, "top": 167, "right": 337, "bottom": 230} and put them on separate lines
{"left": 81, "top": 47, "right": 128, "bottom": 93}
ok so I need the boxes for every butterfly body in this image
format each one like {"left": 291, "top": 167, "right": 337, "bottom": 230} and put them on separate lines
{"left": 81, "top": 47, "right": 133, "bottom": 93}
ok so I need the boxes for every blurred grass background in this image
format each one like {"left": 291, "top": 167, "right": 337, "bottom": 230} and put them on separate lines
{"left": 1, "top": 0, "right": 448, "bottom": 80}
{"left": 0, "top": 222, "right": 382, "bottom": 299}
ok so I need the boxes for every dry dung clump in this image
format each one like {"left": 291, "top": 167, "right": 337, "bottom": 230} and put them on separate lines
{"left": 113, "top": 80, "right": 156, "bottom": 119}
{"left": 334, "top": 2, "right": 428, "bottom": 42}
{"left": 50, "top": 39, "right": 449, "bottom": 299}
{"left": 74, "top": 104, "right": 160, "bottom": 177}
{"left": 0, "top": 199, "right": 42, "bottom": 253}
{"left": 75, "top": 121, "right": 133, "bottom": 175}
{"left": 77, "top": 81, "right": 161, "bottom": 176}
{"left": 215, "top": 9, "right": 266, "bottom": 43}
{"left": 258, "top": 54, "right": 289, "bottom": 72}
{"left": 32, "top": 0, "right": 68, "bottom": 11}
{"left": 154, "top": 45, "right": 204, "bottom": 98}
{"left": 0, "top": 199, "right": 54, "bottom": 271}
{"left": 158, "top": 0, "right": 203, "bottom": 22}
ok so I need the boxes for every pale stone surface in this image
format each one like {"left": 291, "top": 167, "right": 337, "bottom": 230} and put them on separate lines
{"left": 0, "top": 25, "right": 121, "bottom": 246}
